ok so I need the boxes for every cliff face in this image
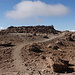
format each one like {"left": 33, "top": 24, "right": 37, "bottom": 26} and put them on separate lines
{"left": 0, "top": 25, "right": 60, "bottom": 34}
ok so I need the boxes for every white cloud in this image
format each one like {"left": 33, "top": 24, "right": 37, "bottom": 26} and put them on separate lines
{"left": 0, "top": 27, "right": 4, "bottom": 30}
{"left": 6, "top": 1, "right": 70, "bottom": 19}
{"left": 70, "top": 30, "right": 75, "bottom": 32}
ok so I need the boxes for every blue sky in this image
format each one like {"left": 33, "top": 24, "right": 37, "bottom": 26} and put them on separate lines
{"left": 0, "top": 0, "right": 75, "bottom": 31}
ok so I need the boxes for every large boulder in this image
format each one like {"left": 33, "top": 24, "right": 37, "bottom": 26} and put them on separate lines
{"left": 27, "top": 43, "right": 43, "bottom": 53}
{"left": 46, "top": 55, "right": 69, "bottom": 73}
{"left": 55, "top": 41, "right": 64, "bottom": 46}
{"left": 71, "top": 33, "right": 75, "bottom": 41}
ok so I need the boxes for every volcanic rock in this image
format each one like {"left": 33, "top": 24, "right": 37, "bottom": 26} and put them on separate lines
{"left": 27, "top": 43, "right": 43, "bottom": 53}
{"left": 46, "top": 56, "right": 69, "bottom": 73}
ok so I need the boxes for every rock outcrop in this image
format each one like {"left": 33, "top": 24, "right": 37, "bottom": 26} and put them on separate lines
{"left": 0, "top": 25, "right": 59, "bottom": 34}
{"left": 46, "top": 56, "right": 69, "bottom": 73}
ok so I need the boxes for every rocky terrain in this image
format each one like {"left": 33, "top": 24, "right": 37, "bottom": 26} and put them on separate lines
{"left": 0, "top": 25, "right": 75, "bottom": 75}
{"left": 0, "top": 25, "right": 59, "bottom": 34}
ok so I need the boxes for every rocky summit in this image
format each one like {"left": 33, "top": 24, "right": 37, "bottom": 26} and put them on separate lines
{"left": 0, "top": 25, "right": 60, "bottom": 34}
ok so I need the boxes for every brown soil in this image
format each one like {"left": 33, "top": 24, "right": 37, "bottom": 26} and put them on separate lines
{"left": 0, "top": 26, "right": 75, "bottom": 75}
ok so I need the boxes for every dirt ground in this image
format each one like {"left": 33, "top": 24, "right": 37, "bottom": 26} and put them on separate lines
{"left": 0, "top": 31, "right": 75, "bottom": 75}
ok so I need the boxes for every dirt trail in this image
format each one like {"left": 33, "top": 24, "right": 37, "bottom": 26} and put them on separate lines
{"left": 12, "top": 44, "right": 25, "bottom": 71}
{"left": 12, "top": 33, "right": 65, "bottom": 72}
